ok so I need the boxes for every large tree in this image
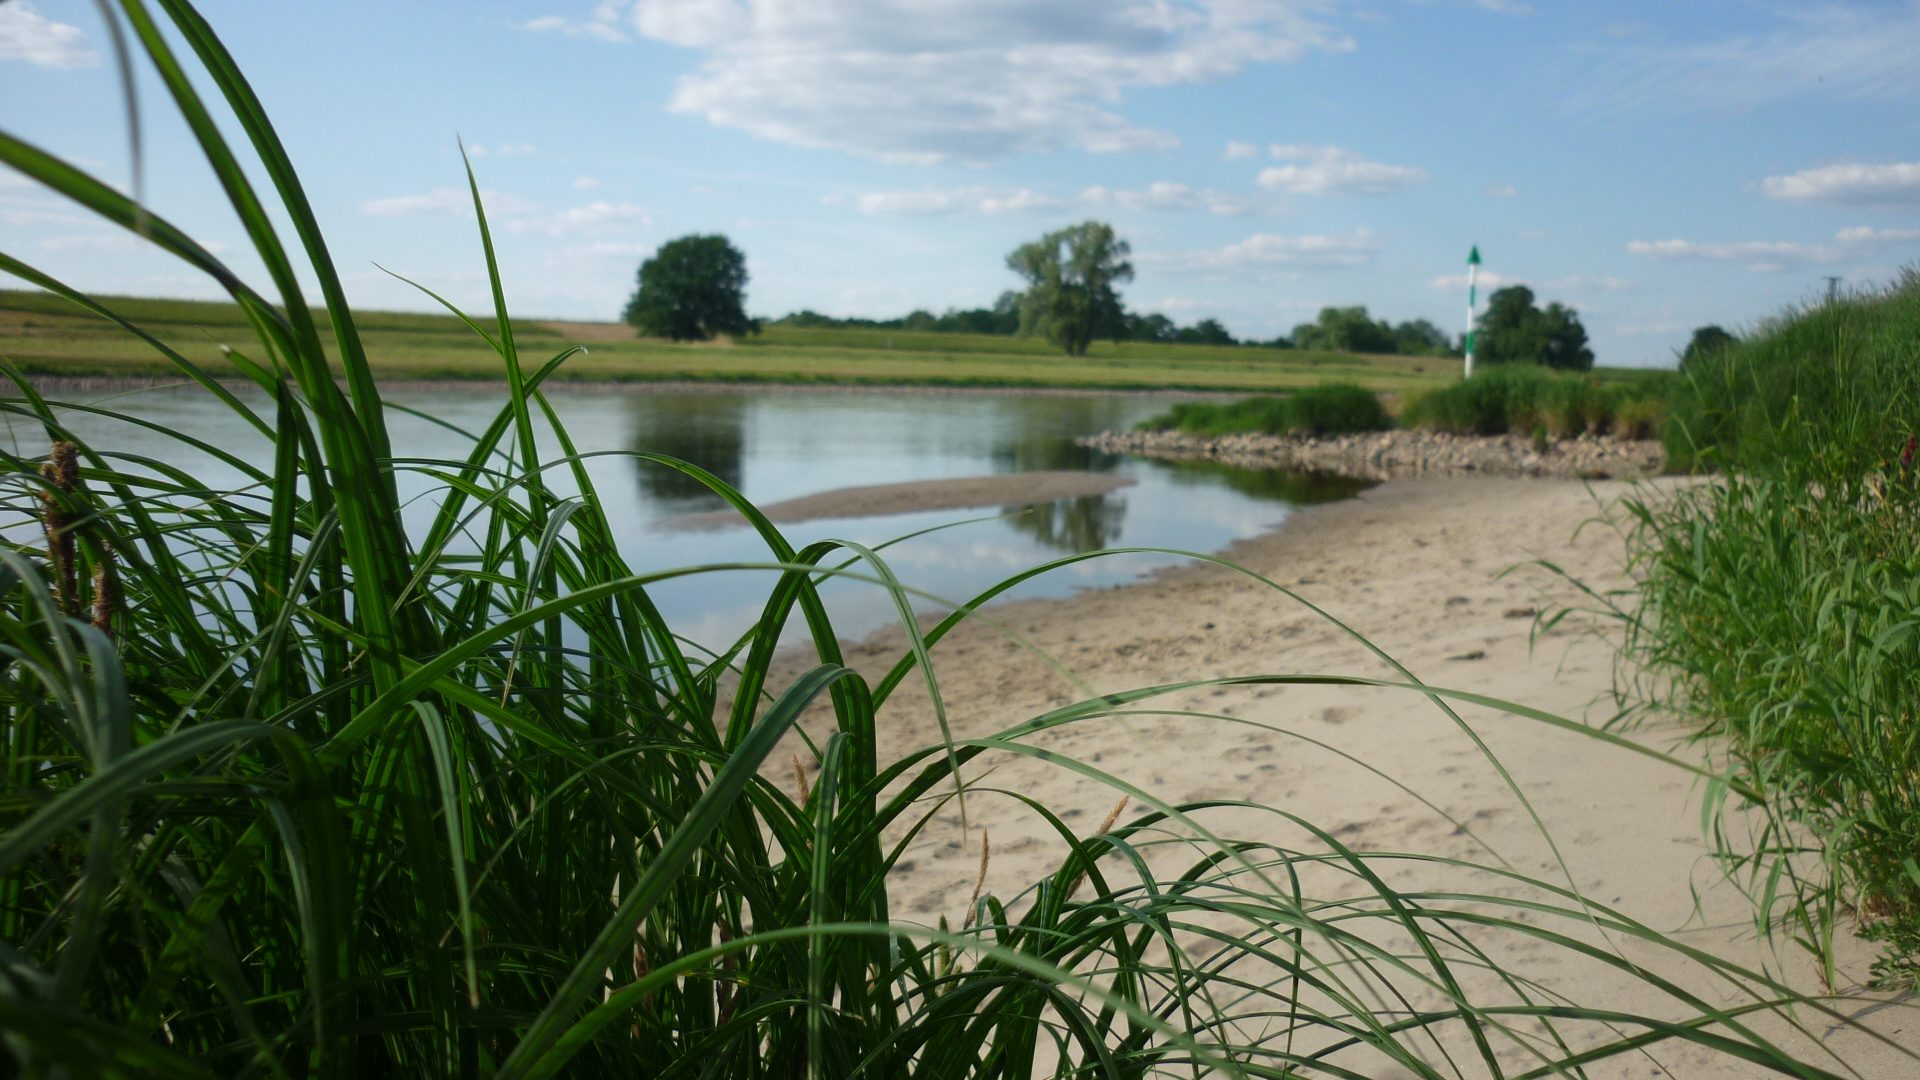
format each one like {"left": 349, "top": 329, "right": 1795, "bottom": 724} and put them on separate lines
{"left": 1007, "top": 221, "right": 1133, "bottom": 356}
{"left": 624, "top": 234, "right": 753, "bottom": 341}
{"left": 1476, "top": 285, "right": 1593, "bottom": 370}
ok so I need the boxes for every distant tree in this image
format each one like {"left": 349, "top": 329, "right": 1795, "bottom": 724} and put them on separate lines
{"left": 1476, "top": 285, "right": 1593, "bottom": 371}
{"left": 1391, "top": 318, "right": 1452, "bottom": 356}
{"left": 1679, "top": 324, "right": 1738, "bottom": 370}
{"left": 1293, "top": 306, "right": 1396, "bottom": 354}
{"left": 1175, "top": 318, "right": 1236, "bottom": 346}
{"left": 1007, "top": 221, "right": 1133, "bottom": 356}
{"left": 624, "top": 234, "right": 753, "bottom": 341}
{"left": 1122, "top": 312, "right": 1178, "bottom": 343}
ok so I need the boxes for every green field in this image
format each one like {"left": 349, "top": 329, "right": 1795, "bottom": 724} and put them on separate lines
{"left": 0, "top": 289, "right": 1452, "bottom": 392}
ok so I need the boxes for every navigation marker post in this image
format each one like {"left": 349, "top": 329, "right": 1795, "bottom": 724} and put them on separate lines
{"left": 1464, "top": 245, "right": 1481, "bottom": 378}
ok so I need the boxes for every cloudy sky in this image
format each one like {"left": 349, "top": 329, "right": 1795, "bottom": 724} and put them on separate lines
{"left": 4, "top": 0, "right": 1920, "bottom": 366}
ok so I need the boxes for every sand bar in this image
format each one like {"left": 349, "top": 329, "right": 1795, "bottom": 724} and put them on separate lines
{"left": 744, "top": 475, "right": 1914, "bottom": 1075}
{"left": 664, "top": 470, "right": 1135, "bottom": 530}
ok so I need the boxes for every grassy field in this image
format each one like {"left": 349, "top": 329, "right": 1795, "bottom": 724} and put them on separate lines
{"left": 0, "top": 289, "right": 1450, "bottom": 392}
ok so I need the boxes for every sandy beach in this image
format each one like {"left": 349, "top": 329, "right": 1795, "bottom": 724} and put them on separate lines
{"left": 750, "top": 474, "right": 1915, "bottom": 1076}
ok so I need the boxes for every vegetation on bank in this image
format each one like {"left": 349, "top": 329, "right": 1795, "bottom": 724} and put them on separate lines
{"left": 1615, "top": 270, "right": 1920, "bottom": 986}
{"left": 1140, "top": 368, "right": 1673, "bottom": 441}
{"left": 1137, "top": 382, "right": 1392, "bottom": 437}
{"left": 1403, "top": 365, "right": 1673, "bottom": 438}
{"left": 0, "top": 289, "right": 1452, "bottom": 393}
{"left": 0, "top": 4, "right": 1878, "bottom": 1075}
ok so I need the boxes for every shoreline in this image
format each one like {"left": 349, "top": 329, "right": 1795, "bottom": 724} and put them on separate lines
{"left": 1081, "top": 426, "right": 1667, "bottom": 481}
{"left": 14, "top": 373, "right": 1248, "bottom": 400}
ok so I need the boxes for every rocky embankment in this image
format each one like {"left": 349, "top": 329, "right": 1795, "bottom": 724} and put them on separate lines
{"left": 1077, "top": 428, "right": 1665, "bottom": 481}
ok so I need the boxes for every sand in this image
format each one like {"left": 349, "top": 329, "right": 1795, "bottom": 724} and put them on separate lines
{"left": 665, "top": 470, "right": 1136, "bottom": 530}
{"left": 747, "top": 475, "right": 1916, "bottom": 1076}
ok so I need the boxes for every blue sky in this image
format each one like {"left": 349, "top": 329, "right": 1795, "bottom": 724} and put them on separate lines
{"left": 4, "top": 0, "right": 1920, "bottom": 366}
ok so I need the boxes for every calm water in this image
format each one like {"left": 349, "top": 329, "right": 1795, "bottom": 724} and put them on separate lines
{"left": 11, "top": 384, "right": 1367, "bottom": 645}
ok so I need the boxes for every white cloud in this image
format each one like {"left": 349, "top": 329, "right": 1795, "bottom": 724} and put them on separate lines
{"left": 523, "top": 4, "right": 632, "bottom": 43}
{"left": 505, "top": 202, "right": 653, "bottom": 235}
{"left": 1080, "top": 182, "right": 1255, "bottom": 215}
{"left": 1573, "top": 5, "right": 1920, "bottom": 113}
{"left": 1429, "top": 271, "right": 1526, "bottom": 291}
{"left": 1473, "top": 0, "right": 1532, "bottom": 13}
{"left": 1485, "top": 183, "right": 1516, "bottom": 197}
{"left": 852, "top": 181, "right": 1259, "bottom": 216}
{"left": 0, "top": 2, "right": 98, "bottom": 69}
{"left": 1761, "top": 162, "right": 1920, "bottom": 210}
{"left": 854, "top": 187, "right": 1063, "bottom": 216}
{"left": 1257, "top": 145, "right": 1428, "bottom": 196}
{"left": 1626, "top": 226, "right": 1920, "bottom": 271}
{"left": 467, "top": 144, "right": 535, "bottom": 157}
{"left": 1224, "top": 141, "right": 1260, "bottom": 160}
{"left": 554, "top": 0, "right": 1352, "bottom": 162}
{"left": 359, "top": 188, "right": 542, "bottom": 218}
{"left": 574, "top": 176, "right": 603, "bottom": 189}
{"left": 1146, "top": 229, "right": 1380, "bottom": 271}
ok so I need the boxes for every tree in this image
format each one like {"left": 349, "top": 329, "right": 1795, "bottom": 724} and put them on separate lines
{"left": 624, "top": 234, "right": 753, "bottom": 341}
{"left": 1007, "top": 221, "right": 1133, "bottom": 356}
{"left": 1292, "top": 306, "right": 1396, "bottom": 354}
{"left": 1476, "top": 285, "right": 1593, "bottom": 371}
{"left": 1122, "top": 312, "right": 1177, "bottom": 342}
{"left": 1175, "top": 318, "right": 1235, "bottom": 346}
{"left": 1391, "top": 318, "right": 1451, "bottom": 356}
{"left": 1680, "top": 325, "right": 1737, "bottom": 370}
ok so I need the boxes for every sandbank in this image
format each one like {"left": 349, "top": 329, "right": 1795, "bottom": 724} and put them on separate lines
{"left": 747, "top": 474, "right": 1915, "bottom": 1075}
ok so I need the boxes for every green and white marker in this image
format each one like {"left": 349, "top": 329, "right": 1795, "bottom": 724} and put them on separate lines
{"left": 1464, "top": 244, "right": 1481, "bottom": 378}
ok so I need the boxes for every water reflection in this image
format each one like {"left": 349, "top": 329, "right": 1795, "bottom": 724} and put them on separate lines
{"left": 1002, "top": 494, "right": 1128, "bottom": 553}
{"left": 986, "top": 399, "right": 1127, "bottom": 475}
{"left": 1163, "top": 461, "right": 1374, "bottom": 506}
{"left": 628, "top": 394, "right": 744, "bottom": 509}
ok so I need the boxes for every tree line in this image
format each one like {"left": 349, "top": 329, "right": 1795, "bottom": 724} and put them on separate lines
{"left": 621, "top": 222, "right": 1596, "bottom": 369}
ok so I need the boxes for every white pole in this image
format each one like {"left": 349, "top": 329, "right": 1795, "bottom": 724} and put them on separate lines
{"left": 1464, "top": 258, "right": 1478, "bottom": 379}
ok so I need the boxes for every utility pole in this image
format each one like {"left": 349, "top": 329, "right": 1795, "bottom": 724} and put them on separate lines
{"left": 1464, "top": 245, "right": 1481, "bottom": 378}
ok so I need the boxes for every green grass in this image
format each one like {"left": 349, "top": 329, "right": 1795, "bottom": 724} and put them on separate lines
{"left": 1605, "top": 270, "right": 1920, "bottom": 986}
{"left": 1403, "top": 365, "right": 1675, "bottom": 438}
{"left": 0, "top": 3, "right": 1890, "bottom": 1076}
{"left": 1136, "top": 382, "right": 1393, "bottom": 437}
{"left": 0, "top": 290, "right": 1448, "bottom": 394}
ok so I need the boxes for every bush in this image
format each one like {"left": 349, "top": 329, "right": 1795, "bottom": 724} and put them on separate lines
{"left": 1138, "top": 382, "right": 1390, "bottom": 437}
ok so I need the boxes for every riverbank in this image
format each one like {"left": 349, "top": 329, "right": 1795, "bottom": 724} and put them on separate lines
{"left": 755, "top": 475, "right": 1910, "bottom": 1075}
{"left": 14, "top": 373, "right": 1236, "bottom": 401}
{"left": 1081, "top": 426, "right": 1666, "bottom": 480}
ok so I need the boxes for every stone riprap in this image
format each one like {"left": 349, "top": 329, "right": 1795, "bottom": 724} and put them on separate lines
{"left": 1077, "top": 428, "right": 1665, "bottom": 481}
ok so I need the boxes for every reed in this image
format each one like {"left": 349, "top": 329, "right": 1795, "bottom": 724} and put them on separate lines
{"left": 0, "top": 3, "right": 1888, "bottom": 1075}
{"left": 1611, "top": 270, "right": 1920, "bottom": 987}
